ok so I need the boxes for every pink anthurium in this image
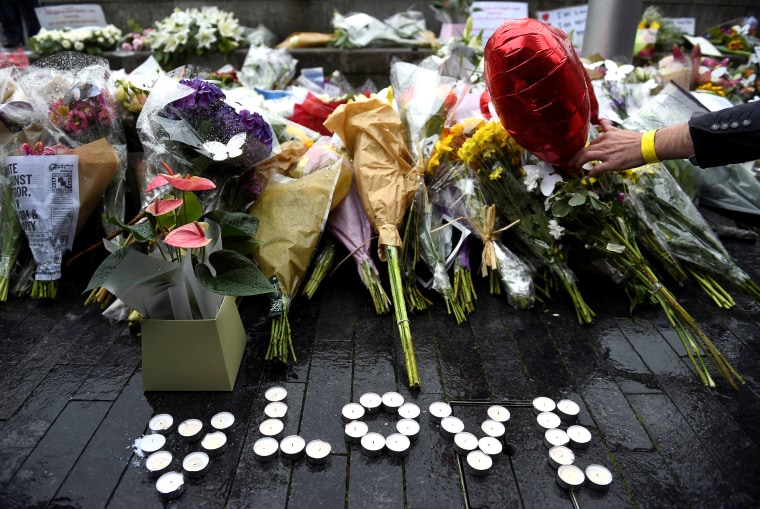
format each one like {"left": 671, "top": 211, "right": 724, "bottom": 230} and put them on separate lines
{"left": 164, "top": 221, "right": 212, "bottom": 249}
{"left": 146, "top": 161, "right": 217, "bottom": 192}
{"left": 145, "top": 198, "right": 183, "bottom": 216}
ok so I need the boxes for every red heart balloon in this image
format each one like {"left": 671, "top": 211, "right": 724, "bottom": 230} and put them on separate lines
{"left": 484, "top": 18, "right": 598, "bottom": 177}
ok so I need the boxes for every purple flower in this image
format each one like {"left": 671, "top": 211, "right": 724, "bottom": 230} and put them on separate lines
{"left": 171, "top": 78, "right": 225, "bottom": 110}
{"left": 239, "top": 109, "right": 273, "bottom": 149}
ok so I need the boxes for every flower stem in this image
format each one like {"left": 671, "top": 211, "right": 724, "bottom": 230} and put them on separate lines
{"left": 266, "top": 312, "right": 296, "bottom": 364}
{"left": 302, "top": 242, "right": 336, "bottom": 299}
{"left": 360, "top": 260, "right": 391, "bottom": 314}
{"left": 386, "top": 245, "right": 420, "bottom": 389}
{"left": 453, "top": 264, "right": 477, "bottom": 314}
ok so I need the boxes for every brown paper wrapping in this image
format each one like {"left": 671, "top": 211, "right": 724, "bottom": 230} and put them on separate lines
{"left": 66, "top": 138, "right": 119, "bottom": 235}
{"left": 323, "top": 97, "right": 418, "bottom": 261}
{"left": 250, "top": 162, "right": 351, "bottom": 297}
{"left": 276, "top": 32, "right": 336, "bottom": 49}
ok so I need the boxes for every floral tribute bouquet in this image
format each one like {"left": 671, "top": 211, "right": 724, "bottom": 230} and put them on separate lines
{"left": 137, "top": 73, "right": 276, "bottom": 212}
{"left": 86, "top": 162, "right": 274, "bottom": 321}
{"left": 146, "top": 7, "right": 247, "bottom": 67}
{"left": 30, "top": 25, "right": 122, "bottom": 58}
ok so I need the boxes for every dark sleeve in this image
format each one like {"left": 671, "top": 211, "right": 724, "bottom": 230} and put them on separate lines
{"left": 688, "top": 101, "right": 760, "bottom": 168}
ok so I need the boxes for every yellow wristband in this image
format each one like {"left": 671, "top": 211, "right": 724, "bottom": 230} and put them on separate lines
{"left": 641, "top": 129, "right": 660, "bottom": 164}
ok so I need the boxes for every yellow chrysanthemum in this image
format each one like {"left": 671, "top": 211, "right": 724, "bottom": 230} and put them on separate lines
{"left": 489, "top": 166, "right": 503, "bottom": 180}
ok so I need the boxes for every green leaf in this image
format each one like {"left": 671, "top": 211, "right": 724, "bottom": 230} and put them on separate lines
{"left": 568, "top": 193, "right": 587, "bottom": 207}
{"left": 84, "top": 247, "right": 132, "bottom": 292}
{"left": 194, "top": 250, "right": 275, "bottom": 297}
{"left": 205, "top": 210, "right": 260, "bottom": 237}
{"left": 107, "top": 217, "right": 155, "bottom": 243}
{"left": 551, "top": 200, "right": 571, "bottom": 218}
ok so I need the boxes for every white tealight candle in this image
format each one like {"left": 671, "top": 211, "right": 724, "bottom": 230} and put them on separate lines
{"left": 201, "top": 431, "right": 228, "bottom": 456}
{"left": 358, "top": 392, "right": 382, "bottom": 414}
{"left": 341, "top": 403, "right": 366, "bottom": 423}
{"left": 532, "top": 396, "right": 556, "bottom": 415}
{"left": 253, "top": 436, "right": 279, "bottom": 462}
{"left": 381, "top": 391, "right": 404, "bottom": 413}
{"left": 280, "top": 435, "right": 306, "bottom": 461}
{"left": 481, "top": 419, "right": 506, "bottom": 439}
{"left": 360, "top": 432, "right": 386, "bottom": 457}
{"left": 397, "top": 402, "right": 421, "bottom": 421}
{"left": 396, "top": 418, "right": 420, "bottom": 442}
{"left": 177, "top": 419, "right": 204, "bottom": 442}
{"left": 139, "top": 434, "right": 166, "bottom": 454}
{"left": 344, "top": 420, "right": 369, "bottom": 444}
{"left": 210, "top": 411, "right": 236, "bottom": 431}
{"left": 305, "top": 439, "right": 331, "bottom": 465}
{"left": 145, "top": 450, "right": 173, "bottom": 477}
{"left": 428, "top": 401, "right": 452, "bottom": 422}
{"left": 465, "top": 450, "right": 493, "bottom": 476}
{"left": 148, "top": 413, "right": 174, "bottom": 435}
{"left": 544, "top": 428, "right": 570, "bottom": 449}
{"left": 556, "top": 399, "right": 580, "bottom": 421}
{"left": 566, "top": 425, "right": 592, "bottom": 449}
{"left": 585, "top": 463, "right": 613, "bottom": 491}
{"left": 439, "top": 415, "right": 465, "bottom": 439}
{"left": 536, "top": 411, "right": 562, "bottom": 430}
{"left": 385, "top": 433, "right": 411, "bottom": 458}
{"left": 155, "top": 471, "right": 185, "bottom": 500}
{"left": 259, "top": 418, "right": 285, "bottom": 440}
{"left": 182, "top": 451, "right": 210, "bottom": 478}
{"left": 556, "top": 464, "right": 585, "bottom": 491}
{"left": 453, "top": 432, "right": 479, "bottom": 455}
{"left": 547, "top": 445, "right": 576, "bottom": 469}
{"left": 478, "top": 436, "right": 503, "bottom": 456}
{"left": 264, "top": 401, "right": 288, "bottom": 420}
{"left": 487, "top": 405, "right": 511, "bottom": 423}
{"left": 265, "top": 386, "right": 288, "bottom": 402}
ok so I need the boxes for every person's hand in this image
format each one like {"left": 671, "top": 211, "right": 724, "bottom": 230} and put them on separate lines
{"left": 568, "top": 119, "right": 645, "bottom": 176}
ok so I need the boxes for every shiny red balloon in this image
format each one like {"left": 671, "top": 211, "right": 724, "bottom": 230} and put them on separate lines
{"left": 484, "top": 18, "right": 598, "bottom": 176}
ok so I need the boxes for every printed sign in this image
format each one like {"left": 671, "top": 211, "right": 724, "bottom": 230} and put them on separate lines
{"left": 665, "top": 17, "right": 696, "bottom": 36}
{"left": 471, "top": 2, "right": 529, "bottom": 43}
{"left": 34, "top": 4, "right": 107, "bottom": 30}
{"left": 535, "top": 5, "right": 588, "bottom": 52}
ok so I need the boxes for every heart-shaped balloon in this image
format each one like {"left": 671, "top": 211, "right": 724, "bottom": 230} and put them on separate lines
{"left": 484, "top": 18, "right": 598, "bottom": 177}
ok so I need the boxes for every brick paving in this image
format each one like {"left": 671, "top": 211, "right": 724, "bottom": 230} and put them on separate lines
{"left": 1, "top": 236, "right": 760, "bottom": 508}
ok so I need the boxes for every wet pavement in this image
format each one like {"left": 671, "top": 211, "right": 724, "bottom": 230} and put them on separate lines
{"left": 1, "top": 234, "right": 760, "bottom": 509}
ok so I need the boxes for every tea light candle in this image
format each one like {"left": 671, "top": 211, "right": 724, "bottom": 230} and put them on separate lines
{"left": 148, "top": 414, "right": 174, "bottom": 435}
{"left": 360, "top": 432, "right": 386, "bottom": 457}
{"left": 396, "top": 418, "right": 420, "bottom": 441}
{"left": 556, "top": 464, "right": 585, "bottom": 491}
{"left": 264, "top": 401, "right": 288, "bottom": 419}
{"left": 305, "top": 439, "right": 331, "bottom": 465}
{"left": 567, "top": 425, "right": 592, "bottom": 449}
{"left": 341, "top": 403, "right": 366, "bottom": 423}
{"left": 478, "top": 436, "right": 503, "bottom": 456}
{"left": 536, "top": 411, "right": 562, "bottom": 430}
{"left": 532, "top": 396, "right": 556, "bottom": 415}
{"left": 544, "top": 428, "right": 570, "bottom": 449}
{"left": 155, "top": 471, "right": 185, "bottom": 500}
{"left": 556, "top": 399, "right": 580, "bottom": 421}
{"left": 547, "top": 445, "right": 575, "bottom": 469}
{"left": 480, "top": 419, "right": 506, "bottom": 439}
{"left": 359, "top": 392, "right": 382, "bottom": 414}
{"left": 465, "top": 450, "right": 493, "bottom": 476}
{"left": 145, "top": 450, "right": 173, "bottom": 478}
{"left": 439, "top": 415, "right": 465, "bottom": 439}
{"left": 453, "top": 431, "right": 479, "bottom": 455}
{"left": 280, "top": 435, "right": 306, "bottom": 461}
{"left": 428, "top": 401, "right": 452, "bottom": 422}
{"left": 585, "top": 464, "right": 613, "bottom": 491}
{"left": 253, "top": 436, "right": 279, "bottom": 462}
{"left": 177, "top": 419, "right": 204, "bottom": 442}
{"left": 259, "top": 418, "right": 285, "bottom": 440}
{"left": 344, "top": 420, "right": 369, "bottom": 444}
{"left": 385, "top": 433, "right": 411, "bottom": 458}
{"left": 397, "top": 402, "right": 421, "bottom": 421}
{"left": 210, "top": 411, "right": 235, "bottom": 431}
{"left": 381, "top": 391, "right": 404, "bottom": 413}
{"left": 182, "top": 451, "right": 210, "bottom": 478}
{"left": 139, "top": 433, "right": 166, "bottom": 454}
{"left": 201, "top": 431, "right": 228, "bottom": 456}
{"left": 487, "top": 405, "right": 511, "bottom": 423}
{"left": 265, "top": 386, "right": 288, "bottom": 402}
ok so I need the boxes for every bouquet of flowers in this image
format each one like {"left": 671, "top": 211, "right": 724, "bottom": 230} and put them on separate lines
{"left": 146, "top": 7, "right": 247, "bottom": 67}
{"left": 30, "top": 25, "right": 122, "bottom": 58}
{"left": 137, "top": 73, "right": 276, "bottom": 212}
{"left": 331, "top": 11, "right": 432, "bottom": 49}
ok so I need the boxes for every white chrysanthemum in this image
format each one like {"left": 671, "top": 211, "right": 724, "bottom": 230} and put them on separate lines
{"left": 548, "top": 219, "right": 565, "bottom": 240}
{"left": 523, "top": 165, "right": 540, "bottom": 192}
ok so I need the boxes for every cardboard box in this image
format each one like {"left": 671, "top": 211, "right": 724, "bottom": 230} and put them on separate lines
{"left": 141, "top": 296, "right": 247, "bottom": 391}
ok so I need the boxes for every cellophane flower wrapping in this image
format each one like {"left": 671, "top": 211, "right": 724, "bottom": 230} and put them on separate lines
{"left": 331, "top": 11, "right": 432, "bottom": 49}
{"left": 137, "top": 72, "right": 277, "bottom": 212}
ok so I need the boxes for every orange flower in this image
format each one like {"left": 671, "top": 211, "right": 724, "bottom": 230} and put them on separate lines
{"left": 146, "top": 161, "right": 216, "bottom": 192}
{"left": 164, "top": 221, "right": 211, "bottom": 249}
